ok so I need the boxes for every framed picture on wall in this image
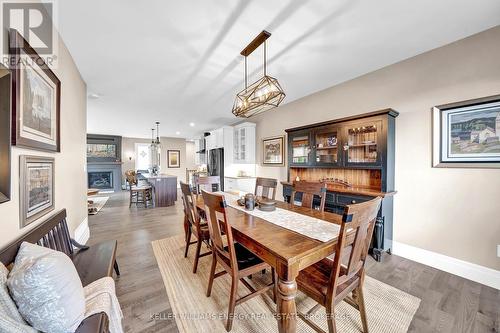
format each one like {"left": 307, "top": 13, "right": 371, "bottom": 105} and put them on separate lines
{"left": 20, "top": 155, "right": 55, "bottom": 228}
{"left": 262, "top": 136, "right": 285, "bottom": 166}
{"left": 167, "top": 150, "right": 180, "bottom": 168}
{"left": 10, "top": 29, "right": 61, "bottom": 152}
{"left": 432, "top": 94, "right": 500, "bottom": 168}
{"left": 0, "top": 65, "right": 11, "bottom": 204}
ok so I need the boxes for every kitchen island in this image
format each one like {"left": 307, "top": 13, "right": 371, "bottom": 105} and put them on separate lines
{"left": 143, "top": 174, "right": 177, "bottom": 207}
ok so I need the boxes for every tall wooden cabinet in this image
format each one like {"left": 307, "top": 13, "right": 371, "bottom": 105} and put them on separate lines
{"left": 283, "top": 109, "right": 398, "bottom": 261}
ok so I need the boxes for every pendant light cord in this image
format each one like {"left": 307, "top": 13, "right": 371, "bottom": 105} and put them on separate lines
{"left": 264, "top": 40, "right": 267, "bottom": 76}
{"left": 244, "top": 56, "right": 247, "bottom": 91}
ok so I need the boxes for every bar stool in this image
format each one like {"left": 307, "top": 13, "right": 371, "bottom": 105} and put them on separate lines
{"left": 126, "top": 170, "right": 153, "bottom": 207}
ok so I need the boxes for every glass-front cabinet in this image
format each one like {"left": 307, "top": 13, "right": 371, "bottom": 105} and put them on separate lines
{"left": 343, "top": 121, "right": 381, "bottom": 166}
{"left": 289, "top": 130, "right": 311, "bottom": 166}
{"left": 314, "top": 126, "right": 339, "bottom": 166}
{"left": 287, "top": 118, "right": 384, "bottom": 168}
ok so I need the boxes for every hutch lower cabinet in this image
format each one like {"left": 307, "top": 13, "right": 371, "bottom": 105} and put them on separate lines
{"left": 282, "top": 109, "right": 398, "bottom": 261}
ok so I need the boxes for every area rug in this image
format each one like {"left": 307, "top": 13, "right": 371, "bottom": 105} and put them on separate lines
{"left": 152, "top": 235, "right": 420, "bottom": 333}
{"left": 88, "top": 196, "right": 109, "bottom": 215}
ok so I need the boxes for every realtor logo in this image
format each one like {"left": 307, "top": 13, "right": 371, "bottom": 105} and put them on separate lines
{"left": 1, "top": 0, "right": 58, "bottom": 67}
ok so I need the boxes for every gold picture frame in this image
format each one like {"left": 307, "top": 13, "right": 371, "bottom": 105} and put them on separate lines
{"left": 167, "top": 150, "right": 180, "bottom": 168}
{"left": 262, "top": 135, "right": 285, "bottom": 166}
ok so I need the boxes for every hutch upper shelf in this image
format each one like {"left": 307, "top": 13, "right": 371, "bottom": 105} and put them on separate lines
{"left": 286, "top": 109, "right": 398, "bottom": 169}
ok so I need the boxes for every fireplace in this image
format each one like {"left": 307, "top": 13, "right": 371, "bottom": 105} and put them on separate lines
{"left": 88, "top": 171, "right": 113, "bottom": 190}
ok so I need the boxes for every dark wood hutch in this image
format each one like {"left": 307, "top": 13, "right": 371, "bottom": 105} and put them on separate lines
{"left": 282, "top": 109, "right": 398, "bottom": 261}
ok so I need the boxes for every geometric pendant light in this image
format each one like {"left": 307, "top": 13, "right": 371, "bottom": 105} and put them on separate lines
{"left": 232, "top": 31, "right": 285, "bottom": 118}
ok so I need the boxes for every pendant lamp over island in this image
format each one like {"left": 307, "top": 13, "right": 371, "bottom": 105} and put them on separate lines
{"left": 232, "top": 30, "right": 285, "bottom": 118}
{"left": 149, "top": 121, "right": 162, "bottom": 175}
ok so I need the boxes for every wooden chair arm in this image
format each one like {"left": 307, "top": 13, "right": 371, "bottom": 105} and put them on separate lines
{"left": 71, "top": 239, "right": 90, "bottom": 251}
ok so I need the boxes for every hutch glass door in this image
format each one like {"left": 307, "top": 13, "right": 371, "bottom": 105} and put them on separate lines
{"left": 314, "top": 127, "right": 339, "bottom": 165}
{"left": 290, "top": 131, "right": 311, "bottom": 165}
{"left": 344, "top": 121, "right": 381, "bottom": 166}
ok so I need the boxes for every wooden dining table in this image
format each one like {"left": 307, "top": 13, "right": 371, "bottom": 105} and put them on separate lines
{"left": 195, "top": 194, "right": 344, "bottom": 333}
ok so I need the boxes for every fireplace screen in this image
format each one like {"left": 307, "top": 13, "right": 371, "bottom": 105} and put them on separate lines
{"left": 88, "top": 171, "right": 113, "bottom": 189}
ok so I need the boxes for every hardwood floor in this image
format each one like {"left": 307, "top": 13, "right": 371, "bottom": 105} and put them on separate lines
{"left": 88, "top": 191, "right": 499, "bottom": 333}
{"left": 88, "top": 191, "right": 181, "bottom": 332}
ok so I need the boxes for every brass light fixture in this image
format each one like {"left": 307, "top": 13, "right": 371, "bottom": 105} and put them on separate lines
{"left": 232, "top": 30, "right": 285, "bottom": 118}
{"left": 149, "top": 121, "right": 162, "bottom": 175}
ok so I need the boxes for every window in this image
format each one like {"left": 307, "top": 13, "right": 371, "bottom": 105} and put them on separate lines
{"left": 135, "top": 143, "right": 151, "bottom": 171}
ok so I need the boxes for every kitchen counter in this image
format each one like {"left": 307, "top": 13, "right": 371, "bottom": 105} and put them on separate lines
{"left": 280, "top": 181, "right": 396, "bottom": 197}
{"left": 144, "top": 174, "right": 177, "bottom": 206}
{"left": 142, "top": 173, "right": 177, "bottom": 179}
{"left": 224, "top": 176, "right": 256, "bottom": 179}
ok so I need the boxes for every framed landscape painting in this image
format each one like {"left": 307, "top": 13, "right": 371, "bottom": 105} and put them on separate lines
{"left": 10, "top": 29, "right": 61, "bottom": 152}
{"left": 167, "top": 150, "right": 180, "bottom": 168}
{"left": 433, "top": 95, "right": 500, "bottom": 168}
{"left": 20, "top": 156, "right": 55, "bottom": 227}
{"left": 262, "top": 136, "right": 285, "bottom": 166}
{"left": 87, "top": 143, "right": 117, "bottom": 159}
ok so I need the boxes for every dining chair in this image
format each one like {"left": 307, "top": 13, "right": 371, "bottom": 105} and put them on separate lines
{"left": 202, "top": 190, "right": 276, "bottom": 332}
{"left": 296, "top": 196, "right": 382, "bottom": 333}
{"left": 196, "top": 176, "right": 221, "bottom": 194}
{"left": 180, "top": 182, "right": 211, "bottom": 273}
{"left": 254, "top": 177, "right": 278, "bottom": 200}
{"left": 291, "top": 180, "right": 327, "bottom": 211}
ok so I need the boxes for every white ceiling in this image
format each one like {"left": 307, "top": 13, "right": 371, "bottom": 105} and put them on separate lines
{"left": 57, "top": 0, "right": 500, "bottom": 139}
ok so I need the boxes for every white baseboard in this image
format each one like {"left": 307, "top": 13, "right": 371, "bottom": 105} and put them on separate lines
{"left": 392, "top": 241, "right": 500, "bottom": 290}
{"left": 74, "top": 217, "right": 90, "bottom": 245}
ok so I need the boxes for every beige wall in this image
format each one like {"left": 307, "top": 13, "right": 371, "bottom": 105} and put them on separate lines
{"left": 0, "top": 37, "right": 87, "bottom": 248}
{"left": 185, "top": 141, "right": 196, "bottom": 170}
{"left": 253, "top": 26, "right": 500, "bottom": 270}
{"left": 121, "top": 137, "right": 188, "bottom": 186}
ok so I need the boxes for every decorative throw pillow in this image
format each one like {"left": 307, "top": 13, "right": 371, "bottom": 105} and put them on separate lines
{"left": 7, "top": 242, "right": 85, "bottom": 333}
{"left": 0, "top": 263, "right": 37, "bottom": 332}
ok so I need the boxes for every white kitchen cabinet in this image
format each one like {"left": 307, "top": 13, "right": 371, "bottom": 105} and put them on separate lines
{"left": 194, "top": 139, "right": 206, "bottom": 165}
{"left": 224, "top": 177, "right": 256, "bottom": 194}
{"left": 210, "top": 128, "right": 223, "bottom": 148}
{"left": 205, "top": 134, "right": 216, "bottom": 151}
{"left": 233, "top": 122, "right": 256, "bottom": 164}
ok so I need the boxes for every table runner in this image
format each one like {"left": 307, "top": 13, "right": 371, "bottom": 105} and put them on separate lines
{"left": 221, "top": 192, "right": 340, "bottom": 242}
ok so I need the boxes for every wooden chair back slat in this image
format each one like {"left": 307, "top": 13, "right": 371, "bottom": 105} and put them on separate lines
{"left": 60, "top": 220, "right": 73, "bottom": 253}
{"left": 180, "top": 182, "right": 202, "bottom": 233}
{"left": 327, "top": 197, "right": 382, "bottom": 300}
{"left": 56, "top": 224, "right": 67, "bottom": 254}
{"left": 254, "top": 177, "right": 278, "bottom": 200}
{"left": 196, "top": 176, "right": 221, "bottom": 194}
{"left": 52, "top": 229, "right": 62, "bottom": 251}
{"left": 43, "top": 235, "right": 50, "bottom": 249}
{"left": 201, "top": 191, "right": 236, "bottom": 268}
{"left": 291, "top": 181, "right": 327, "bottom": 211}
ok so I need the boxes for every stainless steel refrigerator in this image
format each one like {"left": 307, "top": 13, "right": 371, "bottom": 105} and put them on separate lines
{"left": 207, "top": 148, "right": 224, "bottom": 191}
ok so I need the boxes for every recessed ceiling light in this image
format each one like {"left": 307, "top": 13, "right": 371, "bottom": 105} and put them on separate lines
{"left": 175, "top": 131, "right": 180, "bottom": 135}
{"left": 88, "top": 93, "right": 100, "bottom": 99}
{"left": 189, "top": 122, "right": 195, "bottom": 127}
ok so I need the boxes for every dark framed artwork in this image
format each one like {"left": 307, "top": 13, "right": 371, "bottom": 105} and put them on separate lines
{"left": 10, "top": 29, "right": 61, "bottom": 152}
{"left": 20, "top": 155, "right": 55, "bottom": 227}
{"left": 167, "top": 150, "right": 180, "bottom": 168}
{"left": 262, "top": 136, "right": 285, "bottom": 166}
{"left": 0, "top": 65, "right": 11, "bottom": 204}
{"left": 433, "top": 94, "right": 500, "bottom": 168}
